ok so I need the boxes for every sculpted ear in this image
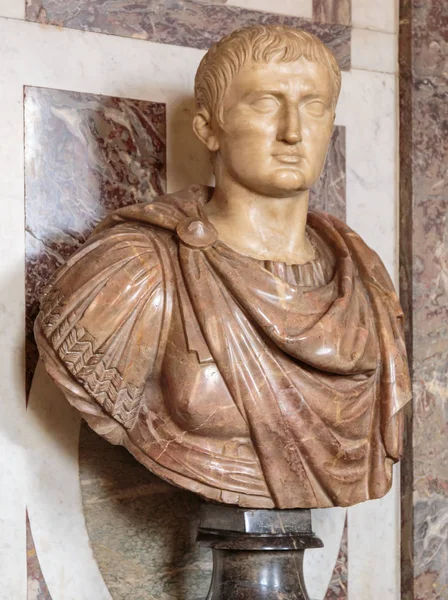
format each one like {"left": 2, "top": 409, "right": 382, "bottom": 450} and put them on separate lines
{"left": 193, "top": 110, "right": 220, "bottom": 152}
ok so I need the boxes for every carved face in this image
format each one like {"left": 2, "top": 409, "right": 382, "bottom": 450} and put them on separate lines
{"left": 216, "top": 58, "right": 335, "bottom": 197}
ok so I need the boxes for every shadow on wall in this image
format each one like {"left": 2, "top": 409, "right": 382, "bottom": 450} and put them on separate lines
{"left": 167, "top": 95, "right": 215, "bottom": 191}
{"left": 79, "top": 421, "right": 212, "bottom": 600}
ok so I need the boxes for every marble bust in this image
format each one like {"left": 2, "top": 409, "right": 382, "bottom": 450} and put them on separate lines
{"left": 35, "top": 25, "right": 411, "bottom": 509}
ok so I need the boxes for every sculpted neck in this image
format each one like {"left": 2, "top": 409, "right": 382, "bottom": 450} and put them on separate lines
{"left": 203, "top": 175, "right": 315, "bottom": 265}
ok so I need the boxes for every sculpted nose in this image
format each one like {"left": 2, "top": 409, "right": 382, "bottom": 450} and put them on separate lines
{"left": 278, "top": 106, "right": 302, "bottom": 145}
{"left": 284, "top": 128, "right": 301, "bottom": 144}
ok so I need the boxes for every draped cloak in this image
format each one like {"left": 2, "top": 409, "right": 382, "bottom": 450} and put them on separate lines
{"left": 34, "top": 185, "right": 411, "bottom": 509}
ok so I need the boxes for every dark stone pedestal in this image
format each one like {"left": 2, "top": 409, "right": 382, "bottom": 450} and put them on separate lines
{"left": 197, "top": 504, "right": 323, "bottom": 600}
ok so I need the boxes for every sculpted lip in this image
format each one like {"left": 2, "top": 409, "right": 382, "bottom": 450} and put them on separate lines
{"left": 274, "top": 154, "right": 303, "bottom": 164}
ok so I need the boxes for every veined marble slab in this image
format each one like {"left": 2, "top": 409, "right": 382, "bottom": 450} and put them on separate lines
{"left": 407, "top": 3, "right": 448, "bottom": 599}
{"left": 24, "top": 87, "right": 166, "bottom": 394}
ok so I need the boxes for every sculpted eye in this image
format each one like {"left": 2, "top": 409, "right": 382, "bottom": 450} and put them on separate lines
{"left": 303, "top": 101, "right": 327, "bottom": 117}
{"left": 252, "top": 96, "right": 280, "bottom": 111}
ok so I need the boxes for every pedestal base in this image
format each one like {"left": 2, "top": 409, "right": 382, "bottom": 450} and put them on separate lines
{"left": 197, "top": 504, "right": 323, "bottom": 600}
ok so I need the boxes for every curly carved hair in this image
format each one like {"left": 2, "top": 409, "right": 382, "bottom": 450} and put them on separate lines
{"left": 194, "top": 25, "right": 341, "bottom": 126}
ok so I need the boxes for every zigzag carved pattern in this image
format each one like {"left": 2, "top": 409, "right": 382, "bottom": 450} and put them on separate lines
{"left": 40, "top": 289, "right": 64, "bottom": 332}
{"left": 83, "top": 360, "right": 122, "bottom": 392}
{"left": 114, "top": 386, "right": 143, "bottom": 428}
{"left": 60, "top": 327, "right": 96, "bottom": 375}
{"left": 48, "top": 312, "right": 79, "bottom": 350}
{"left": 44, "top": 317, "right": 143, "bottom": 429}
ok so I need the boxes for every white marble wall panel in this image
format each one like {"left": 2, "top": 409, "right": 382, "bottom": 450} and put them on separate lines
{"left": 352, "top": 27, "right": 398, "bottom": 73}
{"left": 0, "top": 13, "right": 400, "bottom": 600}
{"left": 337, "top": 68, "right": 398, "bottom": 278}
{"left": 338, "top": 66, "right": 400, "bottom": 600}
{"left": 27, "top": 364, "right": 112, "bottom": 600}
{"left": 0, "top": 0, "right": 24, "bottom": 19}
{"left": 348, "top": 471, "right": 401, "bottom": 600}
{"left": 306, "top": 507, "right": 347, "bottom": 599}
{"left": 0, "top": 70, "right": 27, "bottom": 600}
{"left": 352, "top": 0, "right": 398, "bottom": 33}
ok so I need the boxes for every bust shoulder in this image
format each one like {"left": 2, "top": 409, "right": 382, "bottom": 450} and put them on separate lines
{"left": 34, "top": 218, "right": 175, "bottom": 429}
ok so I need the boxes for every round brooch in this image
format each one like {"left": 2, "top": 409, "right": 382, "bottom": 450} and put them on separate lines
{"left": 176, "top": 216, "right": 218, "bottom": 249}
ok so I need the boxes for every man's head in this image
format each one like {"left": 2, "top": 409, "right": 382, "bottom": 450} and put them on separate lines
{"left": 193, "top": 25, "right": 341, "bottom": 198}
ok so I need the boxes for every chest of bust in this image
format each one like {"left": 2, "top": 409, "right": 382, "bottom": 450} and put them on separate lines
{"left": 160, "top": 286, "right": 249, "bottom": 439}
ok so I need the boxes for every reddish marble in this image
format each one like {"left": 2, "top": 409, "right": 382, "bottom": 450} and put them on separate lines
{"left": 25, "top": 0, "right": 351, "bottom": 71}
{"left": 24, "top": 87, "right": 166, "bottom": 396}
{"left": 313, "top": 0, "right": 351, "bottom": 25}
{"left": 399, "top": 0, "right": 448, "bottom": 598}
{"left": 35, "top": 180, "right": 409, "bottom": 509}
{"left": 412, "top": 0, "right": 447, "bottom": 79}
{"left": 398, "top": 2, "right": 414, "bottom": 595}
